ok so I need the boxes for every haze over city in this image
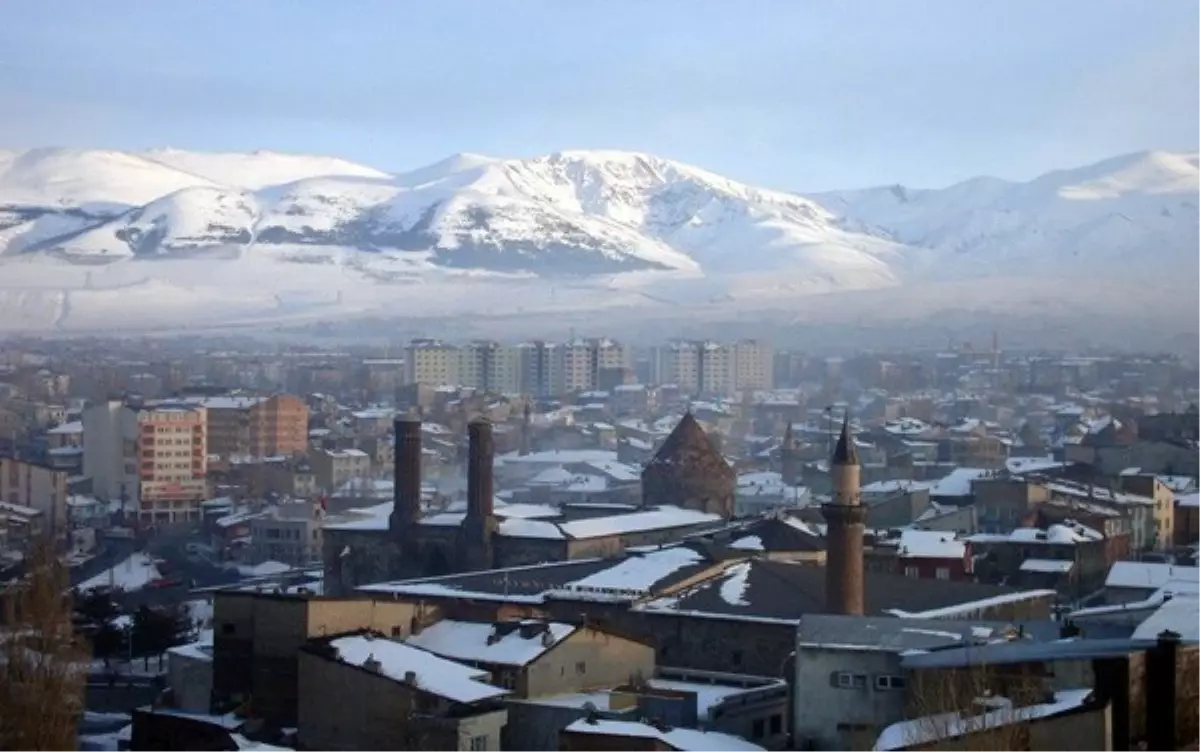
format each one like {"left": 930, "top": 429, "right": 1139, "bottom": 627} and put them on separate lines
{"left": 0, "top": 3, "right": 1197, "bottom": 751}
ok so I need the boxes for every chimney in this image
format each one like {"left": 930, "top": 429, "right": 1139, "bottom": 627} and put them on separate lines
{"left": 403, "top": 670, "right": 418, "bottom": 686}
{"left": 467, "top": 418, "right": 494, "bottom": 518}
{"left": 362, "top": 653, "right": 382, "bottom": 673}
{"left": 393, "top": 416, "right": 421, "bottom": 529}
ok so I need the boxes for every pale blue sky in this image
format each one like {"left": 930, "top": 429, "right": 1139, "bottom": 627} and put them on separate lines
{"left": 0, "top": 1, "right": 1195, "bottom": 191}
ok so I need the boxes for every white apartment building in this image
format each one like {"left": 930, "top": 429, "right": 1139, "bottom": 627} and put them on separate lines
{"left": 733, "top": 339, "right": 774, "bottom": 391}
{"left": 652, "top": 339, "right": 774, "bottom": 396}
{"left": 82, "top": 400, "right": 139, "bottom": 506}
{"left": 561, "top": 338, "right": 631, "bottom": 393}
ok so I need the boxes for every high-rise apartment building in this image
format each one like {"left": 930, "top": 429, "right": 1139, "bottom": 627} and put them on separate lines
{"left": 733, "top": 339, "right": 774, "bottom": 391}
{"left": 191, "top": 394, "right": 309, "bottom": 459}
{"left": 460, "top": 341, "right": 522, "bottom": 393}
{"left": 405, "top": 339, "right": 461, "bottom": 387}
{"left": 82, "top": 400, "right": 139, "bottom": 506}
{"left": 652, "top": 339, "right": 775, "bottom": 396}
{"left": 561, "top": 338, "right": 631, "bottom": 393}
{"left": 517, "top": 341, "right": 564, "bottom": 397}
{"left": 135, "top": 403, "right": 208, "bottom": 523}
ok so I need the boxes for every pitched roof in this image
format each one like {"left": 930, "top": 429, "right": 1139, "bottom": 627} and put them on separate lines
{"left": 644, "top": 413, "right": 730, "bottom": 476}
{"left": 635, "top": 558, "right": 1033, "bottom": 624}
{"left": 832, "top": 415, "right": 859, "bottom": 466}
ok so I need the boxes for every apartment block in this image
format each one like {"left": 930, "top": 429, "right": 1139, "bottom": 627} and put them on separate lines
{"left": 136, "top": 403, "right": 209, "bottom": 523}
{"left": 0, "top": 457, "right": 69, "bottom": 538}
{"left": 653, "top": 339, "right": 775, "bottom": 396}
{"left": 561, "top": 338, "right": 631, "bottom": 393}
{"left": 190, "top": 395, "right": 308, "bottom": 459}
{"left": 311, "top": 448, "right": 371, "bottom": 493}
{"left": 405, "top": 339, "right": 461, "bottom": 387}
{"left": 82, "top": 399, "right": 139, "bottom": 505}
{"left": 518, "top": 341, "right": 564, "bottom": 397}
{"left": 460, "top": 341, "right": 522, "bottom": 393}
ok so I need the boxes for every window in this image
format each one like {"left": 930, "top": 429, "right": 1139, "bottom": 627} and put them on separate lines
{"left": 769, "top": 714, "right": 782, "bottom": 735}
{"left": 935, "top": 567, "right": 951, "bottom": 580}
{"left": 222, "top": 623, "right": 235, "bottom": 636}
{"left": 391, "top": 626, "right": 403, "bottom": 638}
{"left": 731, "top": 650, "right": 743, "bottom": 668}
{"left": 834, "top": 671, "right": 867, "bottom": 689}
{"left": 904, "top": 566, "right": 919, "bottom": 578}
{"left": 875, "top": 675, "right": 907, "bottom": 691}
{"left": 575, "top": 661, "right": 587, "bottom": 675}
{"left": 752, "top": 719, "right": 765, "bottom": 739}
{"left": 468, "top": 736, "right": 488, "bottom": 751}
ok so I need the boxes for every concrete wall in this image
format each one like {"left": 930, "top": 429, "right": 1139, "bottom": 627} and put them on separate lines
{"left": 793, "top": 647, "right": 908, "bottom": 750}
{"left": 211, "top": 592, "right": 429, "bottom": 725}
{"left": 166, "top": 650, "right": 213, "bottom": 714}
{"left": 525, "top": 628, "right": 656, "bottom": 698}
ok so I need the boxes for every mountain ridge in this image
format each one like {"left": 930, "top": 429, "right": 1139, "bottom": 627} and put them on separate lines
{"left": 0, "top": 146, "right": 1195, "bottom": 335}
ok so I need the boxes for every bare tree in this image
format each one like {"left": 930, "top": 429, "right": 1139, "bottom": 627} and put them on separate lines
{"left": 885, "top": 663, "right": 1048, "bottom": 751}
{"left": 0, "top": 538, "right": 88, "bottom": 750}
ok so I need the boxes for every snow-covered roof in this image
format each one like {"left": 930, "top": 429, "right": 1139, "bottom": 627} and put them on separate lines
{"left": 729, "top": 535, "right": 764, "bottom": 551}
{"left": 1178, "top": 492, "right": 1200, "bottom": 509}
{"left": 930, "top": 468, "right": 992, "bottom": 497}
{"left": 547, "top": 546, "right": 706, "bottom": 600}
{"left": 1105, "top": 561, "right": 1200, "bottom": 591}
{"left": 971, "top": 522, "right": 1102, "bottom": 545}
{"left": 405, "top": 620, "right": 575, "bottom": 667}
{"left": 496, "top": 448, "right": 619, "bottom": 466}
{"left": 1020, "top": 559, "right": 1075, "bottom": 574}
{"left": 559, "top": 506, "right": 721, "bottom": 540}
{"left": 894, "top": 530, "right": 966, "bottom": 560}
{"left": 861, "top": 479, "right": 933, "bottom": 495}
{"left": 1005, "top": 456, "right": 1064, "bottom": 475}
{"left": 326, "top": 634, "right": 508, "bottom": 703}
{"left": 47, "top": 420, "right": 83, "bottom": 435}
{"left": 564, "top": 719, "right": 764, "bottom": 752}
{"left": 1131, "top": 595, "right": 1200, "bottom": 642}
{"left": 78, "top": 554, "right": 162, "bottom": 592}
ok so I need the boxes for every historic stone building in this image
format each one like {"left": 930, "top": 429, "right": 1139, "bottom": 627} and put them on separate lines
{"left": 323, "top": 416, "right": 725, "bottom": 595}
{"left": 640, "top": 413, "right": 735, "bottom": 518}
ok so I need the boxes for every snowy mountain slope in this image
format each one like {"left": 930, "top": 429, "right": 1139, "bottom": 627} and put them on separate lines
{"left": 141, "top": 148, "right": 390, "bottom": 189}
{"left": 11, "top": 148, "right": 906, "bottom": 281}
{"left": 810, "top": 149, "right": 1200, "bottom": 278}
{"left": 0, "top": 146, "right": 1195, "bottom": 337}
{"left": 0, "top": 148, "right": 218, "bottom": 210}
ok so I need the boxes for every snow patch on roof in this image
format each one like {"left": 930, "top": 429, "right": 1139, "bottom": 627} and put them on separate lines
{"left": 328, "top": 634, "right": 508, "bottom": 703}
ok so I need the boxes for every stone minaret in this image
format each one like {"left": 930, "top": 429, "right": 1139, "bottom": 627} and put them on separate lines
{"left": 389, "top": 415, "right": 422, "bottom": 542}
{"left": 519, "top": 401, "right": 532, "bottom": 456}
{"left": 780, "top": 421, "right": 801, "bottom": 486}
{"left": 459, "top": 417, "right": 498, "bottom": 572}
{"left": 821, "top": 414, "right": 865, "bottom": 615}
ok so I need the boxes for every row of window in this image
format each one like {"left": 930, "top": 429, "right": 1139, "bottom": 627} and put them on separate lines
{"left": 832, "top": 671, "right": 907, "bottom": 691}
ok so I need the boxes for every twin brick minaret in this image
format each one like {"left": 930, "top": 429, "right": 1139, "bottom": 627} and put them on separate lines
{"left": 389, "top": 414, "right": 497, "bottom": 573}
{"left": 821, "top": 414, "right": 865, "bottom": 615}
{"left": 459, "top": 417, "right": 498, "bottom": 571}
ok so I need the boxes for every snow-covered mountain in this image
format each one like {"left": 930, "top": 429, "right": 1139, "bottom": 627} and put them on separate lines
{"left": 811, "top": 149, "right": 1199, "bottom": 279}
{"left": 0, "top": 146, "right": 1195, "bottom": 335}
{"left": 0, "top": 148, "right": 907, "bottom": 286}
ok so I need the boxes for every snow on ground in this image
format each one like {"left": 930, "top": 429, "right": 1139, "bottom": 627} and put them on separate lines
{"left": 78, "top": 553, "right": 161, "bottom": 592}
{"left": 718, "top": 562, "right": 752, "bottom": 607}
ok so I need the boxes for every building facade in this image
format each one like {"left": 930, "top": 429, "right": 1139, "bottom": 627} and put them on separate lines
{"left": 136, "top": 403, "right": 209, "bottom": 523}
